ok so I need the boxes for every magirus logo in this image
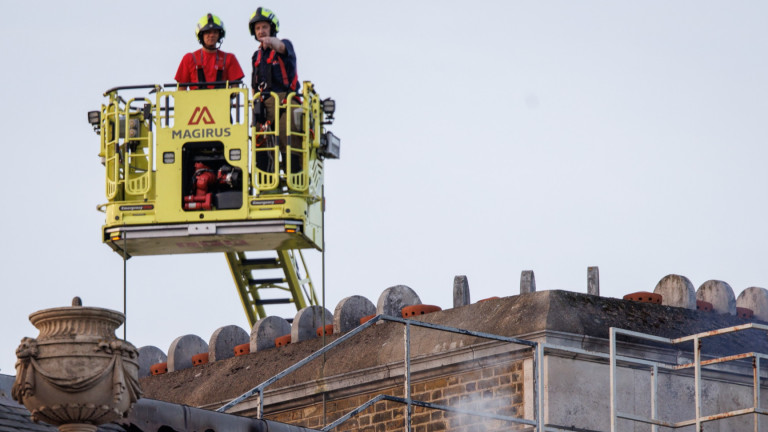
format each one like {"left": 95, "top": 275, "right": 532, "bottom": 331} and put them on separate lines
{"left": 188, "top": 106, "right": 215, "bottom": 125}
{"left": 172, "top": 106, "right": 231, "bottom": 139}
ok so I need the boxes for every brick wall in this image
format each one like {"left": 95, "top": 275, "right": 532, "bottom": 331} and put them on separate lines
{"left": 265, "top": 360, "right": 525, "bottom": 431}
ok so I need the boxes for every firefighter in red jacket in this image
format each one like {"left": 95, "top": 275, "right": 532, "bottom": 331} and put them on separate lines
{"left": 175, "top": 13, "right": 244, "bottom": 89}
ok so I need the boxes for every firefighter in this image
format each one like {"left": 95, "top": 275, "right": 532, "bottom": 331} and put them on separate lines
{"left": 249, "top": 7, "right": 302, "bottom": 178}
{"left": 249, "top": 7, "right": 299, "bottom": 96}
{"left": 175, "top": 13, "right": 245, "bottom": 89}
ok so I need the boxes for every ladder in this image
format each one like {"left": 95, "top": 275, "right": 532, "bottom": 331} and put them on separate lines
{"left": 226, "top": 250, "right": 319, "bottom": 327}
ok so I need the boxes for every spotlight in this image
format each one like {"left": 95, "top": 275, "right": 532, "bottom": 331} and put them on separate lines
{"left": 87, "top": 110, "right": 101, "bottom": 134}
{"left": 321, "top": 98, "right": 335, "bottom": 123}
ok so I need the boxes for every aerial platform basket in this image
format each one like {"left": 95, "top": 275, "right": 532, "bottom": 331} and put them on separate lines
{"left": 90, "top": 80, "right": 339, "bottom": 325}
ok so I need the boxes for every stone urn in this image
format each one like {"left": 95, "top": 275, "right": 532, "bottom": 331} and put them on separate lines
{"left": 12, "top": 298, "right": 141, "bottom": 432}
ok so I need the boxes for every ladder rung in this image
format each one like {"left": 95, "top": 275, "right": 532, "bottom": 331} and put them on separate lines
{"left": 249, "top": 278, "right": 286, "bottom": 285}
{"left": 254, "top": 298, "right": 293, "bottom": 305}
{"left": 242, "top": 258, "right": 280, "bottom": 268}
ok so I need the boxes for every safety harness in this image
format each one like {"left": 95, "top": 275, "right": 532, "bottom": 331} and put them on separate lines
{"left": 252, "top": 49, "right": 298, "bottom": 92}
{"left": 192, "top": 49, "right": 228, "bottom": 88}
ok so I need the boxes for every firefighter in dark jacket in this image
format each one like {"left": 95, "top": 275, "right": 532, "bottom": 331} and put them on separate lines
{"left": 249, "top": 7, "right": 301, "bottom": 178}
{"left": 250, "top": 7, "right": 299, "bottom": 95}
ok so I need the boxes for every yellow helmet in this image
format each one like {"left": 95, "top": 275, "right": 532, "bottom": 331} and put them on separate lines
{"left": 249, "top": 7, "right": 279, "bottom": 38}
{"left": 196, "top": 13, "right": 226, "bottom": 45}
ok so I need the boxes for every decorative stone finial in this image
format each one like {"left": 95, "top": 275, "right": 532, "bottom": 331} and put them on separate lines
{"left": 13, "top": 302, "right": 141, "bottom": 432}
{"left": 72, "top": 296, "right": 82, "bottom": 306}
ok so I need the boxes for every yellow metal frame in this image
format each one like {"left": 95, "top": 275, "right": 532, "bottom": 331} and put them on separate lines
{"left": 100, "top": 94, "right": 154, "bottom": 202}
{"left": 226, "top": 249, "right": 319, "bottom": 327}
{"left": 96, "top": 81, "right": 332, "bottom": 323}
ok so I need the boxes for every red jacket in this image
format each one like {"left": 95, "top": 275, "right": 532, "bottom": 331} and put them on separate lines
{"left": 175, "top": 49, "right": 244, "bottom": 88}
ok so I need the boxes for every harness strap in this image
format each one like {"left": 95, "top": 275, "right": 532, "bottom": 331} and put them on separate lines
{"left": 192, "top": 49, "right": 227, "bottom": 87}
{"left": 253, "top": 48, "right": 296, "bottom": 91}
{"left": 276, "top": 57, "right": 289, "bottom": 87}
{"left": 193, "top": 51, "right": 206, "bottom": 84}
{"left": 214, "top": 53, "right": 227, "bottom": 82}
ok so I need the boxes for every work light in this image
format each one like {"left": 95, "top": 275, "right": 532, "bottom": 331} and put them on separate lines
{"left": 321, "top": 98, "right": 335, "bottom": 123}
{"left": 87, "top": 110, "right": 101, "bottom": 134}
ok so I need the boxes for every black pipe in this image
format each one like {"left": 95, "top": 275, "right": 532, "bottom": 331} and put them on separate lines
{"left": 103, "top": 80, "right": 244, "bottom": 95}
{"left": 118, "top": 398, "right": 322, "bottom": 432}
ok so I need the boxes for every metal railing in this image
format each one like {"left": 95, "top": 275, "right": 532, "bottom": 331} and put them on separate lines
{"left": 216, "top": 315, "right": 768, "bottom": 431}
{"left": 251, "top": 87, "right": 319, "bottom": 194}
{"left": 216, "top": 314, "right": 550, "bottom": 431}
{"left": 609, "top": 323, "right": 768, "bottom": 431}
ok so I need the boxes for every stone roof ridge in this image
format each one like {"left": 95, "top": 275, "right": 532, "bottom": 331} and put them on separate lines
{"left": 133, "top": 273, "right": 768, "bottom": 380}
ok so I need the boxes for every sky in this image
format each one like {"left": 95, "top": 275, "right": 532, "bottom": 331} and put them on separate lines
{"left": 1, "top": 1, "right": 767, "bottom": 375}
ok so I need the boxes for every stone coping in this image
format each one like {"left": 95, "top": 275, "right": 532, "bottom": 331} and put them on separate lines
{"left": 140, "top": 290, "right": 768, "bottom": 407}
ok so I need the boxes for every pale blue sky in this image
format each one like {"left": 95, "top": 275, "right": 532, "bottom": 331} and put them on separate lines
{"left": 1, "top": 1, "right": 766, "bottom": 374}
